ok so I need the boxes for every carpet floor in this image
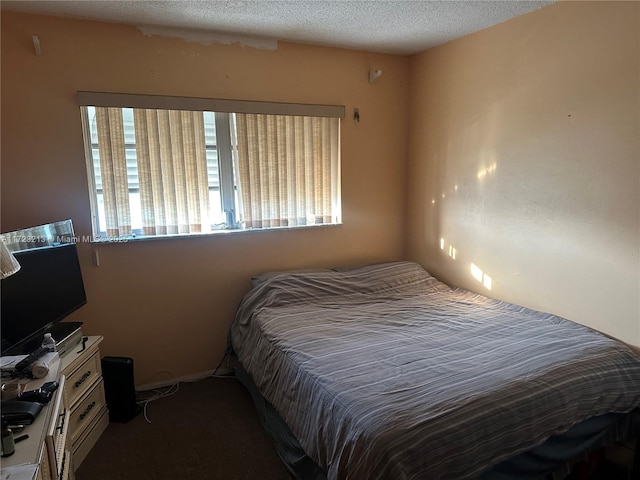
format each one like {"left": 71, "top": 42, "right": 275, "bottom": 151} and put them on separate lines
{"left": 76, "top": 376, "right": 291, "bottom": 480}
{"left": 75, "top": 376, "right": 635, "bottom": 480}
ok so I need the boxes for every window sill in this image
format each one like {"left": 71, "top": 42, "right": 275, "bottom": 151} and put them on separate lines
{"left": 90, "top": 222, "right": 343, "bottom": 244}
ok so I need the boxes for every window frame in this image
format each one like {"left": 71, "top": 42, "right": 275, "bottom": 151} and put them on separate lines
{"left": 78, "top": 92, "right": 344, "bottom": 242}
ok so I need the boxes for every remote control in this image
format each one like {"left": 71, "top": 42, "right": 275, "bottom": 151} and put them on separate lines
{"left": 14, "top": 346, "right": 50, "bottom": 372}
{"left": 17, "top": 381, "right": 59, "bottom": 404}
{"left": 39, "top": 381, "right": 59, "bottom": 394}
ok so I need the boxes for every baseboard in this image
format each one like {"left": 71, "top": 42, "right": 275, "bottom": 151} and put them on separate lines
{"left": 136, "top": 366, "right": 234, "bottom": 391}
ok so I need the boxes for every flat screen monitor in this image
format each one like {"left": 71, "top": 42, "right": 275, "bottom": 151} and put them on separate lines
{"left": 1, "top": 243, "right": 86, "bottom": 355}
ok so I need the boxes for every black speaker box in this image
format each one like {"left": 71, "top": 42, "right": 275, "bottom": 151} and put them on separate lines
{"left": 101, "top": 356, "right": 139, "bottom": 423}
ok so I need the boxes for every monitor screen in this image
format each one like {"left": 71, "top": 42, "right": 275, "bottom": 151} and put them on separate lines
{"left": 1, "top": 243, "right": 87, "bottom": 353}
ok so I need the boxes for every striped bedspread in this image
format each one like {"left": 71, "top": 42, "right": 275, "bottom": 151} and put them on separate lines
{"left": 230, "top": 262, "right": 640, "bottom": 480}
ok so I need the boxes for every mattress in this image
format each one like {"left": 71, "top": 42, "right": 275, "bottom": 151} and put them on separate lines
{"left": 230, "top": 261, "right": 640, "bottom": 480}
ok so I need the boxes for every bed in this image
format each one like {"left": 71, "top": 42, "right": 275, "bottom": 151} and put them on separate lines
{"left": 229, "top": 261, "right": 640, "bottom": 479}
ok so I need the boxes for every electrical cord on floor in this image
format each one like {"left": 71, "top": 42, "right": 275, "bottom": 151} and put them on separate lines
{"left": 135, "top": 358, "right": 236, "bottom": 424}
{"left": 136, "top": 382, "right": 180, "bottom": 424}
{"left": 136, "top": 370, "right": 181, "bottom": 424}
{"left": 210, "top": 349, "right": 236, "bottom": 379}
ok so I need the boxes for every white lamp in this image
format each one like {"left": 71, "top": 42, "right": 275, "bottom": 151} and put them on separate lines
{"left": 0, "top": 242, "right": 20, "bottom": 279}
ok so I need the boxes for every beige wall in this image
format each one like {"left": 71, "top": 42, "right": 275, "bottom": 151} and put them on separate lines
{"left": 1, "top": 12, "right": 410, "bottom": 384}
{"left": 407, "top": 1, "right": 640, "bottom": 347}
{"left": 4, "top": 2, "right": 638, "bottom": 384}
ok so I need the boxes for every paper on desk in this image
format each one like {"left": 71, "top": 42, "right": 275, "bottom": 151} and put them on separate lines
{"left": 1, "top": 352, "right": 58, "bottom": 378}
{"left": 0, "top": 463, "right": 39, "bottom": 480}
{"left": 0, "top": 355, "right": 27, "bottom": 370}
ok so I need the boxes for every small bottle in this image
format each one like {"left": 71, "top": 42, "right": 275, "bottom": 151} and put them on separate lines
{"left": 1, "top": 427, "right": 15, "bottom": 457}
{"left": 42, "top": 333, "right": 57, "bottom": 352}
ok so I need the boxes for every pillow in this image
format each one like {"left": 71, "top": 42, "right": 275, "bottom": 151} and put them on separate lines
{"left": 332, "top": 263, "right": 371, "bottom": 272}
{"left": 251, "top": 268, "right": 332, "bottom": 287}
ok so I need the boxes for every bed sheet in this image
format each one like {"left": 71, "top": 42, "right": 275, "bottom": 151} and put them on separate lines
{"left": 230, "top": 261, "right": 640, "bottom": 480}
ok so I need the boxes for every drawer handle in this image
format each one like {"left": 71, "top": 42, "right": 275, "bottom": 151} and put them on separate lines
{"left": 55, "top": 411, "right": 66, "bottom": 433}
{"left": 79, "top": 401, "right": 96, "bottom": 420}
{"left": 74, "top": 370, "right": 92, "bottom": 388}
{"left": 59, "top": 450, "right": 67, "bottom": 480}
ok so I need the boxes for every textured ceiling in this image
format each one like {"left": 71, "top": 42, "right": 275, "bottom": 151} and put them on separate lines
{"left": 1, "top": 1, "right": 554, "bottom": 55}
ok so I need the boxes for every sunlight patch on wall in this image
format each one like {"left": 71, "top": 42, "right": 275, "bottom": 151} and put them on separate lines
{"left": 477, "top": 162, "right": 497, "bottom": 180}
{"left": 440, "top": 238, "right": 457, "bottom": 260}
{"left": 470, "top": 262, "right": 492, "bottom": 290}
{"left": 431, "top": 182, "right": 459, "bottom": 208}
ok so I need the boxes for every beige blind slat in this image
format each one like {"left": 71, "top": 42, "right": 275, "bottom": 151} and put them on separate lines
{"left": 236, "top": 113, "right": 339, "bottom": 229}
{"left": 95, "top": 107, "right": 131, "bottom": 237}
{"left": 95, "top": 107, "right": 210, "bottom": 238}
{"left": 87, "top": 103, "right": 340, "bottom": 238}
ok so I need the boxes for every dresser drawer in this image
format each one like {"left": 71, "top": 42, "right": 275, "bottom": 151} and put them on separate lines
{"left": 59, "top": 450, "right": 75, "bottom": 480}
{"left": 69, "top": 380, "right": 106, "bottom": 444}
{"left": 64, "top": 352, "right": 101, "bottom": 408}
{"left": 45, "top": 376, "right": 69, "bottom": 480}
{"left": 72, "top": 407, "right": 108, "bottom": 468}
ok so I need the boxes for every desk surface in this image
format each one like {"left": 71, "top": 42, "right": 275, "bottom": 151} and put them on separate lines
{"left": 1, "top": 358, "right": 62, "bottom": 470}
{"left": 1, "top": 335, "right": 104, "bottom": 474}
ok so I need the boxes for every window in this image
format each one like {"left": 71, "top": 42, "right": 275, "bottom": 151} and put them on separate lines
{"left": 79, "top": 92, "right": 343, "bottom": 240}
